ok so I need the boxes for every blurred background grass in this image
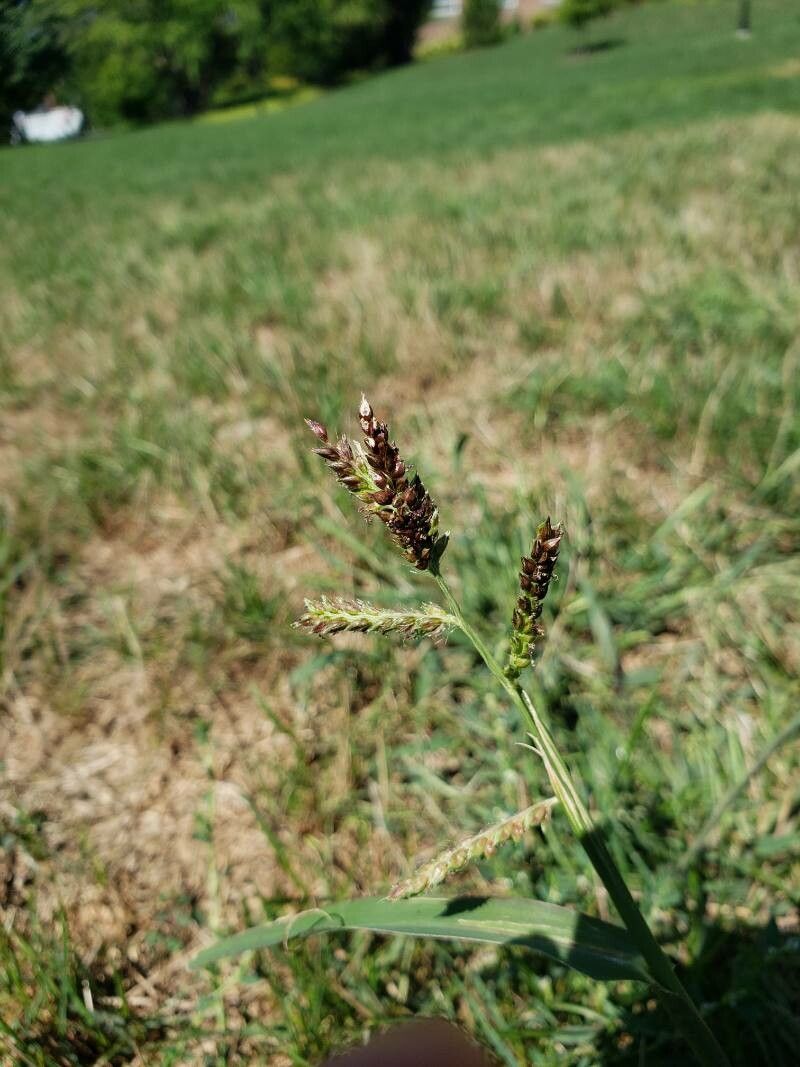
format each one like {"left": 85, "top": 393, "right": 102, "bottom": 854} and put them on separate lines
{"left": 1, "top": 1, "right": 799, "bottom": 1063}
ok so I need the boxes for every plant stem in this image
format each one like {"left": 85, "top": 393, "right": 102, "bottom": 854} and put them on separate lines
{"left": 431, "top": 566, "right": 731, "bottom": 1067}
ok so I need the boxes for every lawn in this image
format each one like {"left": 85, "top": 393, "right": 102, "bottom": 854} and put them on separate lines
{"left": 1, "top": 1, "right": 799, "bottom": 1063}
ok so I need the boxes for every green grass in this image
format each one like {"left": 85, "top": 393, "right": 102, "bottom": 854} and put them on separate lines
{"left": 1, "top": 1, "right": 799, "bottom": 1063}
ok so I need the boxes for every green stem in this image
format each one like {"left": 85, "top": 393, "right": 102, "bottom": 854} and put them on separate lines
{"left": 431, "top": 567, "right": 730, "bottom": 1067}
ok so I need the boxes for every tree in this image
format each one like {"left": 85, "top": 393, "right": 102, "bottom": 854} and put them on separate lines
{"left": 463, "top": 0, "right": 502, "bottom": 49}
{"left": 47, "top": 1, "right": 259, "bottom": 124}
{"left": 381, "top": 1, "right": 432, "bottom": 67}
{"left": 0, "top": 0, "right": 69, "bottom": 125}
{"left": 3, "top": 0, "right": 434, "bottom": 129}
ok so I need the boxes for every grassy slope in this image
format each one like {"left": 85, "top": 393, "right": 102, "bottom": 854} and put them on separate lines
{"left": 1, "top": 1, "right": 799, "bottom": 1063}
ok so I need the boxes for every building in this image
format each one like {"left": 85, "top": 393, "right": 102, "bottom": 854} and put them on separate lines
{"left": 431, "top": 0, "right": 553, "bottom": 19}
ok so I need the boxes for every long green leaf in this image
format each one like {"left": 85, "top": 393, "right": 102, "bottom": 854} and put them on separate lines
{"left": 191, "top": 896, "right": 649, "bottom": 983}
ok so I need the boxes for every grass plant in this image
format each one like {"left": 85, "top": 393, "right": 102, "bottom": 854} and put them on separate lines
{"left": 196, "top": 398, "right": 730, "bottom": 1065}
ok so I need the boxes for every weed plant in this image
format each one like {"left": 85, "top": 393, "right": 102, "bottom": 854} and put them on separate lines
{"left": 197, "top": 398, "right": 732, "bottom": 1065}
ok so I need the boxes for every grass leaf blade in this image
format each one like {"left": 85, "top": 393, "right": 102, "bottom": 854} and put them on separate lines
{"left": 191, "top": 896, "right": 650, "bottom": 982}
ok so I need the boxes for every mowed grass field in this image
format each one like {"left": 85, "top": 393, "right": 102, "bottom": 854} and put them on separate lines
{"left": 2, "top": 1, "right": 800, "bottom": 1062}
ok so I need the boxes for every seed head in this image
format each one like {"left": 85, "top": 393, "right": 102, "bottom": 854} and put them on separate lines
{"left": 294, "top": 597, "right": 456, "bottom": 642}
{"left": 306, "top": 398, "right": 447, "bottom": 571}
{"left": 505, "top": 517, "right": 564, "bottom": 679}
{"left": 357, "top": 396, "right": 444, "bottom": 570}
{"left": 388, "top": 798, "right": 556, "bottom": 900}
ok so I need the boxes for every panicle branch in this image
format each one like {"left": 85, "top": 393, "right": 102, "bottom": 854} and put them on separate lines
{"left": 388, "top": 798, "right": 557, "bottom": 900}
{"left": 294, "top": 596, "right": 457, "bottom": 642}
{"left": 305, "top": 418, "right": 378, "bottom": 499}
{"left": 505, "top": 517, "right": 564, "bottom": 679}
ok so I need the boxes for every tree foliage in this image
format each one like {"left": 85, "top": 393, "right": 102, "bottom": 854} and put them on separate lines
{"left": 463, "top": 0, "right": 502, "bottom": 49}
{"left": 559, "top": 0, "right": 616, "bottom": 32}
{"left": 3, "top": 0, "right": 432, "bottom": 128}
{"left": 0, "top": 1, "right": 68, "bottom": 124}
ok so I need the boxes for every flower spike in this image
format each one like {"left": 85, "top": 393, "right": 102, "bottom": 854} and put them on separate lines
{"left": 388, "top": 799, "right": 557, "bottom": 900}
{"left": 306, "top": 398, "right": 447, "bottom": 570}
{"left": 294, "top": 597, "right": 456, "bottom": 642}
{"left": 505, "top": 517, "right": 564, "bottom": 679}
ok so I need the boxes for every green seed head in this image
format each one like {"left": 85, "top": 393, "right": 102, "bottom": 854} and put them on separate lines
{"left": 505, "top": 517, "right": 564, "bottom": 679}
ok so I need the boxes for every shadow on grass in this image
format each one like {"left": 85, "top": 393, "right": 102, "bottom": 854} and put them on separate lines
{"left": 450, "top": 915, "right": 799, "bottom": 1065}
{"left": 317, "top": 914, "right": 799, "bottom": 1065}
{"left": 573, "top": 825, "right": 797, "bottom": 1063}
{"left": 593, "top": 919, "right": 800, "bottom": 1065}
{"left": 568, "top": 38, "right": 627, "bottom": 57}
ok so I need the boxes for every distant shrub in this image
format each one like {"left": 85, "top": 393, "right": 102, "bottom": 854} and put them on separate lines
{"left": 530, "top": 9, "right": 559, "bottom": 32}
{"left": 416, "top": 32, "right": 465, "bottom": 61}
{"left": 560, "top": 0, "right": 616, "bottom": 32}
{"left": 504, "top": 15, "right": 524, "bottom": 40}
{"left": 463, "top": 0, "right": 502, "bottom": 48}
{"left": 268, "top": 0, "right": 434, "bottom": 85}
